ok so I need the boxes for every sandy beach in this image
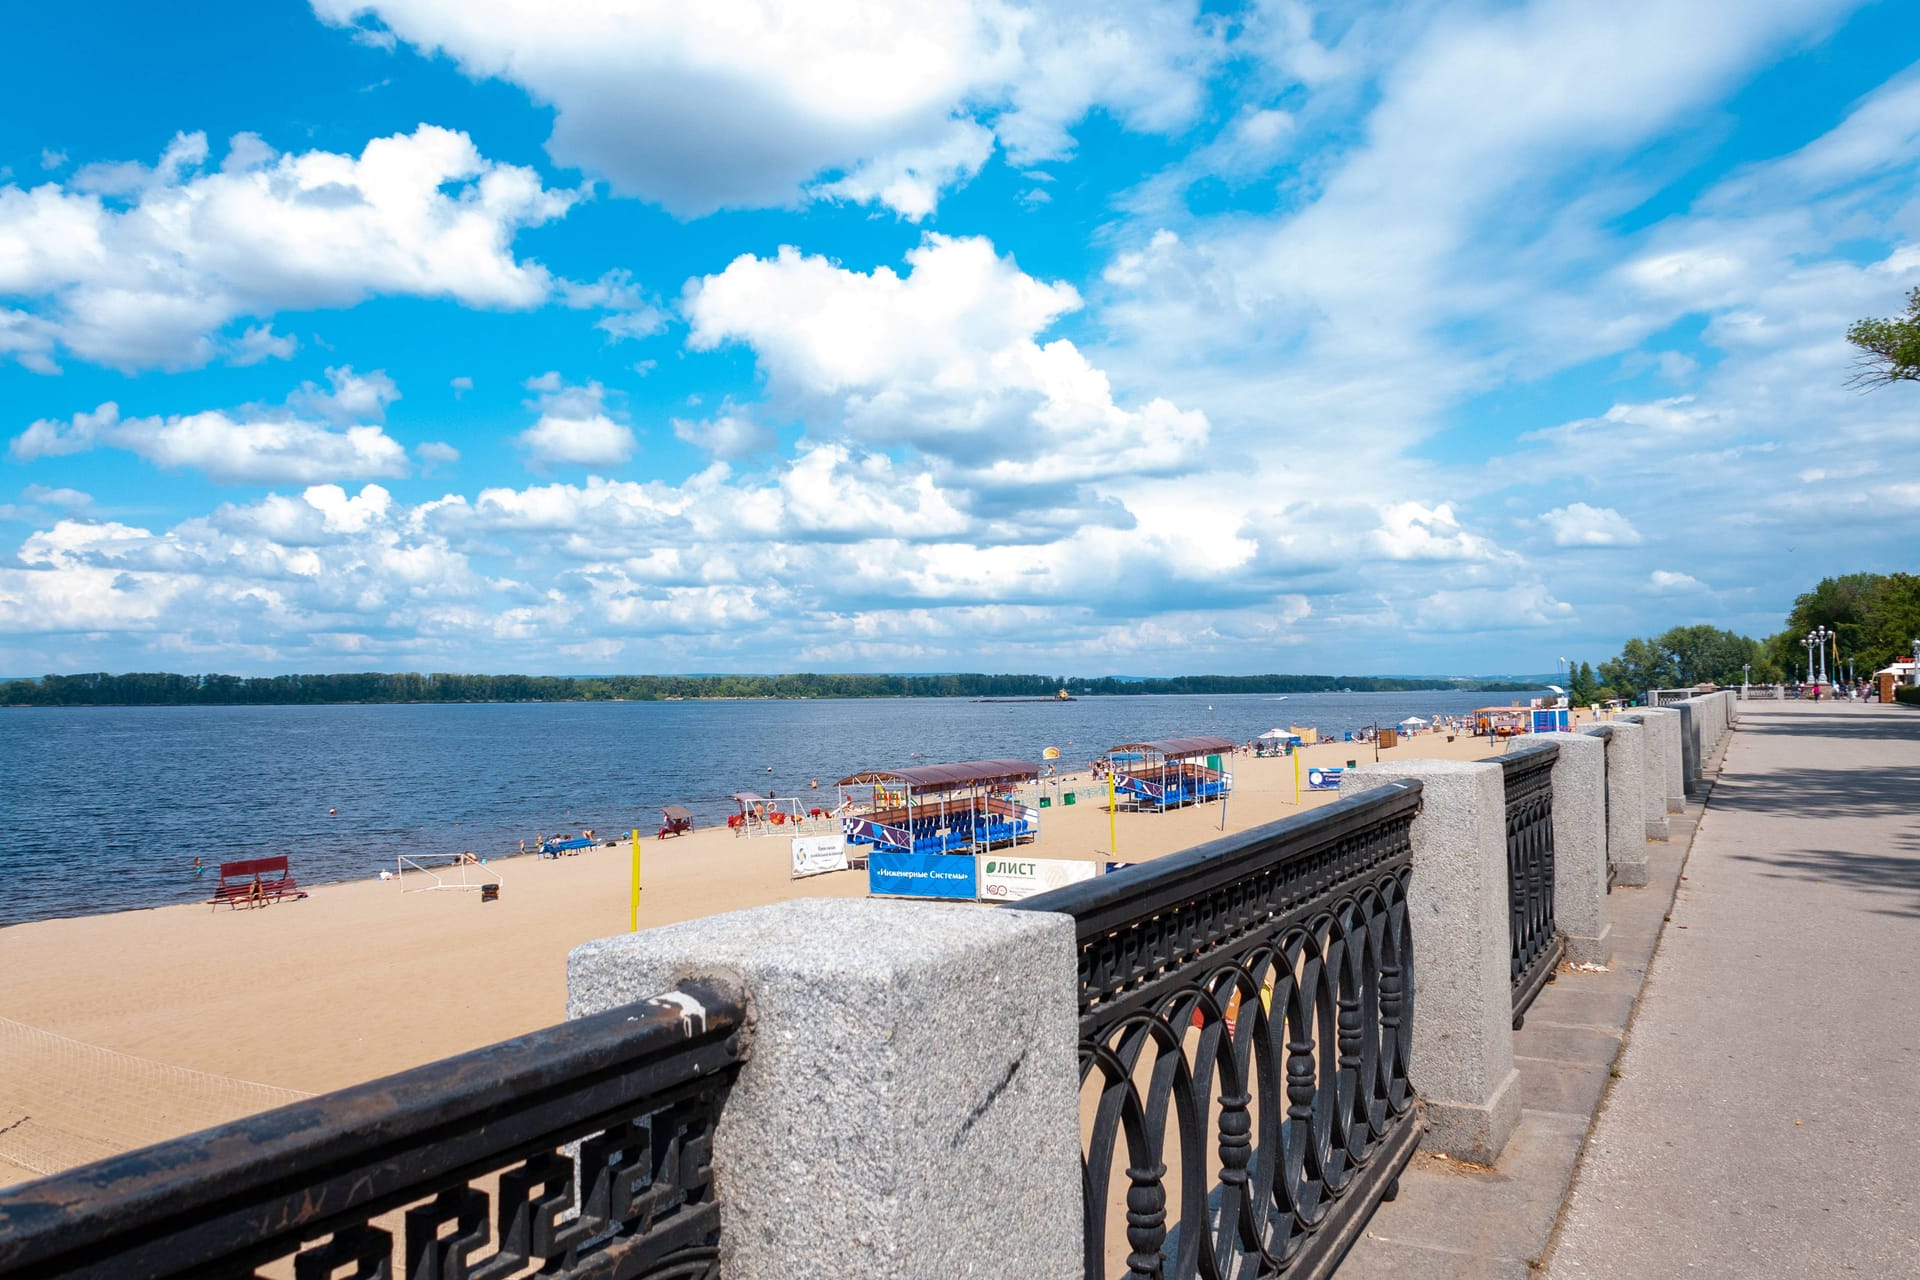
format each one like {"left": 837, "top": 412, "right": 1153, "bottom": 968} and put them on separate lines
{"left": 0, "top": 722, "right": 1575, "bottom": 1186}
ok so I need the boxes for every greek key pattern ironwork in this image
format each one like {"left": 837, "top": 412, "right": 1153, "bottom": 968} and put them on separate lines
{"left": 0, "top": 979, "right": 750, "bottom": 1280}
{"left": 1015, "top": 784, "right": 1425, "bottom": 1280}
{"left": 1503, "top": 743, "right": 1563, "bottom": 1025}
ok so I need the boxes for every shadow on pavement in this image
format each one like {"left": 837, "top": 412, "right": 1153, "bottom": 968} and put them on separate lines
{"left": 1710, "top": 763, "right": 1920, "bottom": 819}
{"left": 1736, "top": 711, "right": 1920, "bottom": 742}
{"left": 1725, "top": 842, "right": 1920, "bottom": 919}
{"left": 1715, "top": 728, "right": 1920, "bottom": 916}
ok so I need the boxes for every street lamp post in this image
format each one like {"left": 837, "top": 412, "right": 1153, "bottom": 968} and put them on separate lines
{"left": 1806, "top": 627, "right": 1832, "bottom": 686}
{"left": 1912, "top": 637, "right": 1920, "bottom": 686}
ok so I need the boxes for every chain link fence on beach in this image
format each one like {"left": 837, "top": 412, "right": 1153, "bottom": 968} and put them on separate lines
{"left": 0, "top": 1017, "right": 313, "bottom": 1182}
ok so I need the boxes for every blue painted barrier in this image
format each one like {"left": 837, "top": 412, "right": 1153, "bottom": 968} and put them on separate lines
{"left": 867, "top": 851, "right": 979, "bottom": 899}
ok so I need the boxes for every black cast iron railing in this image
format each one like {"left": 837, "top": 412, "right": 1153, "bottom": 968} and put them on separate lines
{"left": 1013, "top": 783, "right": 1425, "bottom": 1280}
{"left": 1502, "top": 742, "right": 1562, "bottom": 1027}
{"left": 0, "top": 977, "right": 751, "bottom": 1280}
{"left": 1583, "top": 725, "right": 1615, "bottom": 893}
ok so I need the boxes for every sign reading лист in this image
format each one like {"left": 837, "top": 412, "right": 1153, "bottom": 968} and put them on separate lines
{"left": 977, "top": 857, "right": 1098, "bottom": 901}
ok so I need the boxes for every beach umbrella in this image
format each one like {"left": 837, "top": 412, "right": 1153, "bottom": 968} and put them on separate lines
{"left": 1398, "top": 716, "right": 1428, "bottom": 728}
{"left": 1257, "top": 728, "right": 1290, "bottom": 739}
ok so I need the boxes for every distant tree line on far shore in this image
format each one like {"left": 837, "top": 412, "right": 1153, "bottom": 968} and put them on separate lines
{"left": 1574, "top": 571, "right": 1920, "bottom": 702}
{"left": 0, "top": 669, "right": 1540, "bottom": 707}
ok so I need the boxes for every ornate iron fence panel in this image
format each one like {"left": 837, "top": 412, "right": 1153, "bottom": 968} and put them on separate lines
{"left": 0, "top": 977, "right": 750, "bottom": 1280}
{"left": 1013, "top": 783, "right": 1425, "bottom": 1280}
{"left": 1502, "top": 743, "right": 1563, "bottom": 1026}
{"left": 1583, "top": 725, "right": 1616, "bottom": 893}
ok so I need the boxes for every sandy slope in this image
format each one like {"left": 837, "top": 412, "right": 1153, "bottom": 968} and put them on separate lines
{"left": 0, "top": 724, "right": 1544, "bottom": 1185}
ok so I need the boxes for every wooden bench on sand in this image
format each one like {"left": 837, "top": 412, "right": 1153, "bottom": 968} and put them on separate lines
{"left": 208, "top": 856, "right": 308, "bottom": 910}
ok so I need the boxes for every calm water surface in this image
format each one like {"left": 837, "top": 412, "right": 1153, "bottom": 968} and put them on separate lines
{"left": 0, "top": 690, "right": 1512, "bottom": 925}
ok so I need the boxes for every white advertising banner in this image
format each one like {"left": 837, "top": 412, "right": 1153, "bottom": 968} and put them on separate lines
{"left": 790, "top": 834, "right": 850, "bottom": 879}
{"left": 977, "top": 856, "right": 1098, "bottom": 902}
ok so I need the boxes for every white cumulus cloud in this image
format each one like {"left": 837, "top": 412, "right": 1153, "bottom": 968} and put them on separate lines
{"left": 10, "top": 373, "right": 415, "bottom": 484}
{"left": 0, "top": 125, "right": 579, "bottom": 370}
{"left": 290, "top": 365, "right": 402, "bottom": 423}
{"left": 1371, "top": 502, "right": 1509, "bottom": 562}
{"left": 1540, "top": 502, "right": 1644, "bottom": 547}
{"left": 515, "top": 374, "right": 636, "bottom": 469}
{"left": 684, "top": 234, "right": 1208, "bottom": 490}
{"left": 1649, "top": 569, "right": 1707, "bottom": 593}
{"left": 672, "top": 407, "right": 775, "bottom": 460}
{"left": 311, "top": 1, "right": 1220, "bottom": 218}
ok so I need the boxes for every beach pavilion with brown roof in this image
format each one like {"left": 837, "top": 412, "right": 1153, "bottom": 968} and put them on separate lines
{"left": 836, "top": 758, "right": 1040, "bottom": 856}
{"left": 1101, "top": 735, "right": 1236, "bottom": 811}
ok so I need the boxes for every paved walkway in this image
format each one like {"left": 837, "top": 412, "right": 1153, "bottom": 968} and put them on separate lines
{"left": 1343, "top": 762, "right": 1700, "bottom": 1279}
{"left": 1343, "top": 700, "right": 1920, "bottom": 1277}
{"left": 1548, "top": 701, "right": 1920, "bottom": 1275}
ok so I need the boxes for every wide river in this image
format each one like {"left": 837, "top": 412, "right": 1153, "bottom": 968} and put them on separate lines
{"left": 0, "top": 689, "right": 1521, "bottom": 925}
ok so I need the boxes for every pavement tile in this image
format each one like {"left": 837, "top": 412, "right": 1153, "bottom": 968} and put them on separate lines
{"left": 1342, "top": 1236, "right": 1538, "bottom": 1279}
{"left": 1341, "top": 1108, "right": 1589, "bottom": 1275}
{"left": 1509, "top": 1021, "right": 1622, "bottom": 1068}
{"left": 1527, "top": 986, "right": 1637, "bottom": 1030}
{"left": 1514, "top": 1054, "right": 1611, "bottom": 1118}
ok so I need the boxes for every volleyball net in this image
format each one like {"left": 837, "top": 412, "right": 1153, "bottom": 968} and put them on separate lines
{"left": 0, "top": 1017, "right": 313, "bottom": 1181}
{"left": 394, "top": 852, "right": 501, "bottom": 892}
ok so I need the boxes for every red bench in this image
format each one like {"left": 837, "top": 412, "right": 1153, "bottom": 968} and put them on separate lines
{"left": 208, "top": 856, "right": 308, "bottom": 910}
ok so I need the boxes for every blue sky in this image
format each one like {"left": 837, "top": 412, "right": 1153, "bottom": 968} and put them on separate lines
{"left": 2, "top": 0, "right": 1917, "bottom": 678}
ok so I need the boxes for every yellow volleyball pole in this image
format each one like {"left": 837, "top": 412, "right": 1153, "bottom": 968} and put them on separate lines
{"left": 1293, "top": 745, "right": 1301, "bottom": 805}
{"left": 629, "top": 828, "right": 641, "bottom": 932}
{"left": 1107, "top": 770, "right": 1118, "bottom": 859}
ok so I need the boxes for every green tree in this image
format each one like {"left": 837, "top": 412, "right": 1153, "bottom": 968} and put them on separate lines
{"left": 1846, "top": 287, "right": 1920, "bottom": 389}
{"left": 1598, "top": 637, "right": 1677, "bottom": 699}
{"left": 1657, "top": 625, "right": 1762, "bottom": 686}
{"left": 1859, "top": 573, "right": 1920, "bottom": 673}
{"left": 1782, "top": 573, "right": 1876, "bottom": 660}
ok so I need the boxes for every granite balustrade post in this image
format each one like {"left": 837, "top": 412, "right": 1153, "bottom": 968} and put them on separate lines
{"left": 1597, "top": 719, "right": 1650, "bottom": 887}
{"left": 1675, "top": 702, "right": 1705, "bottom": 802}
{"left": 1640, "top": 706, "right": 1687, "bottom": 813}
{"left": 1341, "top": 760, "right": 1519, "bottom": 1164}
{"left": 1538, "top": 732, "right": 1610, "bottom": 966}
{"left": 568, "top": 898, "right": 1083, "bottom": 1279}
{"left": 1618, "top": 712, "right": 1673, "bottom": 835}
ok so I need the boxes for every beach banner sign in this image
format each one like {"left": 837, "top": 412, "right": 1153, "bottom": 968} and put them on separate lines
{"left": 1530, "top": 708, "right": 1570, "bottom": 734}
{"left": 790, "top": 834, "right": 850, "bottom": 880}
{"left": 867, "top": 851, "right": 979, "bottom": 900}
{"left": 977, "top": 856, "right": 1097, "bottom": 902}
{"left": 1306, "top": 766, "right": 1344, "bottom": 791}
